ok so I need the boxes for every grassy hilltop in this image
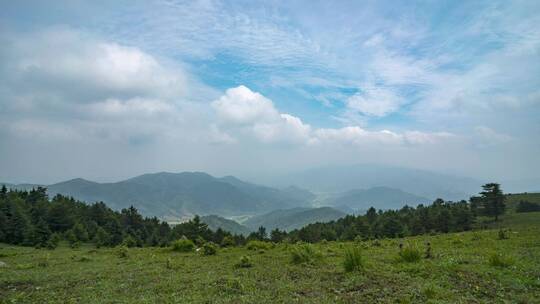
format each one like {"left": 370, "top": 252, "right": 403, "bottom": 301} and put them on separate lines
{"left": 1, "top": 212, "right": 540, "bottom": 303}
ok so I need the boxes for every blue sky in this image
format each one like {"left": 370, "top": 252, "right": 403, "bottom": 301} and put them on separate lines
{"left": 0, "top": 0, "right": 539, "bottom": 183}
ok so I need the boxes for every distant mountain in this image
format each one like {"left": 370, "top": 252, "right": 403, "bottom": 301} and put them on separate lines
{"left": 38, "top": 172, "right": 315, "bottom": 220}
{"left": 280, "top": 186, "right": 317, "bottom": 202}
{"left": 217, "top": 176, "right": 314, "bottom": 209}
{"left": 264, "top": 164, "right": 480, "bottom": 200}
{"left": 200, "top": 215, "right": 251, "bottom": 236}
{"left": 329, "top": 186, "right": 432, "bottom": 212}
{"left": 244, "top": 207, "right": 346, "bottom": 232}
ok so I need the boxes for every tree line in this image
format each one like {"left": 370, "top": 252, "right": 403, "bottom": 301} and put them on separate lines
{"left": 0, "top": 183, "right": 509, "bottom": 248}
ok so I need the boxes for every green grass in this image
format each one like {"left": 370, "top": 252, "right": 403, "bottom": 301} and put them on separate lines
{"left": 1, "top": 212, "right": 540, "bottom": 303}
{"left": 343, "top": 246, "right": 364, "bottom": 272}
{"left": 398, "top": 244, "right": 422, "bottom": 263}
{"left": 289, "top": 243, "right": 323, "bottom": 265}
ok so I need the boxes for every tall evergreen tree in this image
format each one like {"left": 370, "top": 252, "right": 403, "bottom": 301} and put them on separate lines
{"left": 480, "top": 183, "right": 506, "bottom": 221}
{"left": 28, "top": 218, "right": 52, "bottom": 247}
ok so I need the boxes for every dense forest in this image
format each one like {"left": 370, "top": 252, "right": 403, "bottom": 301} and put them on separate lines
{"left": 0, "top": 183, "right": 520, "bottom": 248}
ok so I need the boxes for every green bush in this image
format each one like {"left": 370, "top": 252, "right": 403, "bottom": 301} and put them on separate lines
{"left": 235, "top": 255, "right": 252, "bottom": 268}
{"left": 46, "top": 233, "right": 62, "bottom": 250}
{"left": 116, "top": 245, "right": 129, "bottom": 258}
{"left": 122, "top": 235, "right": 138, "bottom": 248}
{"left": 343, "top": 246, "right": 364, "bottom": 272}
{"left": 171, "top": 239, "right": 195, "bottom": 252}
{"left": 290, "top": 244, "right": 323, "bottom": 265}
{"left": 471, "top": 232, "right": 482, "bottom": 241}
{"left": 78, "top": 255, "right": 92, "bottom": 262}
{"left": 246, "top": 240, "right": 272, "bottom": 251}
{"left": 488, "top": 252, "right": 514, "bottom": 267}
{"left": 221, "top": 236, "right": 235, "bottom": 247}
{"left": 498, "top": 229, "right": 509, "bottom": 240}
{"left": 202, "top": 242, "right": 218, "bottom": 256}
{"left": 371, "top": 239, "right": 381, "bottom": 247}
{"left": 398, "top": 245, "right": 422, "bottom": 263}
{"left": 195, "top": 236, "right": 206, "bottom": 246}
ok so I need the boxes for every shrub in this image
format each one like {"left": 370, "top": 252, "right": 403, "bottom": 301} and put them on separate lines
{"left": 122, "top": 235, "right": 138, "bottom": 248}
{"left": 221, "top": 236, "right": 235, "bottom": 247}
{"left": 498, "top": 229, "right": 509, "bottom": 240}
{"left": 45, "top": 240, "right": 58, "bottom": 250}
{"left": 516, "top": 200, "right": 540, "bottom": 213}
{"left": 47, "top": 233, "right": 62, "bottom": 250}
{"left": 488, "top": 252, "right": 514, "bottom": 267}
{"left": 202, "top": 242, "right": 218, "bottom": 256}
{"left": 195, "top": 236, "right": 206, "bottom": 246}
{"left": 371, "top": 239, "right": 381, "bottom": 247}
{"left": 421, "top": 284, "right": 438, "bottom": 300}
{"left": 290, "top": 244, "right": 323, "bottom": 265}
{"left": 398, "top": 245, "right": 422, "bottom": 263}
{"left": 471, "top": 232, "right": 482, "bottom": 241}
{"left": 235, "top": 255, "right": 253, "bottom": 268}
{"left": 116, "top": 245, "right": 129, "bottom": 258}
{"left": 78, "top": 255, "right": 92, "bottom": 262}
{"left": 246, "top": 240, "right": 272, "bottom": 251}
{"left": 343, "top": 246, "right": 364, "bottom": 272}
{"left": 424, "top": 242, "right": 433, "bottom": 259}
{"left": 171, "top": 239, "right": 195, "bottom": 252}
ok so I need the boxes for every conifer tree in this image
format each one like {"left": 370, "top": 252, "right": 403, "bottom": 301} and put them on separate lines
{"left": 480, "top": 183, "right": 506, "bottom": 221}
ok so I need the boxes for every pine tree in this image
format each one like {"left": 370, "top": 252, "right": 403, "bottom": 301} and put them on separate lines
{"left": 28, "top": 218, "right": 52, "bottom": 247}
{"left": 480, "top": 183, "right": 506, "bottom": 221}
{"left": 257, "top": 226, "right": 267, "bottom": 241}
{"left": 6, "top": 206, "right": 29, "bottom": 245}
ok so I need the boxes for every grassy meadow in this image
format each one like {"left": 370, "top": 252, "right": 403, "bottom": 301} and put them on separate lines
{"left": 1, "top": 212, "right": 540, "bottom": 304}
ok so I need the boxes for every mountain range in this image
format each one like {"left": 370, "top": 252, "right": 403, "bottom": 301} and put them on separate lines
{"left": 260, "top": 164, "right": 481, "bottom": 200}
{"left": 326, "top": 186, "right": 432, "bottom": 212}
{"left": 1, "top": 166, "right": 489, "bottom": 232}
{"left": 8, "top": 172, "right": 315, "bottom": 221}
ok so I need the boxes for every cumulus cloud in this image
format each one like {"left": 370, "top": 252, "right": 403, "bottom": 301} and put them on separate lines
{"left": 212, "top": 85, "right": 456, "bottom": 147}
{"left": 0, "top": 27, "right": 215, "bottom": 144}
{"left": 212, "top": 85, "right": 279, "bottom": 125}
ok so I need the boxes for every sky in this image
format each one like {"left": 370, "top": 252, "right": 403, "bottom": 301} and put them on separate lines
{"left": 0, "top": 0, "right": 539, "bottom": 184}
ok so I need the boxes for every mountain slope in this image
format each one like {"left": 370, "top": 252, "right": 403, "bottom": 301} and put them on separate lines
{"left": 266, "top": 164, "right": 480, "bottom": 200}
{"left": 244, "top": 207, "right": 346, "bottom": 232}
{"left": 200, "top": 215, "right": 251, "bottom": 235}
{"left": 43, "top": 172, "right": 313, "bottom": 220}
{"left": 330, "top": 187, "right": 432, "bottom": 211}
{"left": 218, "top": 176, "right": 314, "bottom": 208}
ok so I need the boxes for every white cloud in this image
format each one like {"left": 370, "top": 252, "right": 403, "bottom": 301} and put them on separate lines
{"left": 473, "top": 126, "right": 512, "bottom": 147}
{"left": 346, "top": 85, "right": 403, "bottom": 117}
{"left": 212, "top": 85, "right": 279, "bottom": 125}
{"left": 3, "top": 28, "right": 188, "bottom": 102}
{"left": 88, "top": 98, "right": 174, "bottom": 117}
{"left": 0, "top": 27, "right": 215, "bottom": 144}
{"left": 212, "top": 85, "right": 456, "bottom": 147}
